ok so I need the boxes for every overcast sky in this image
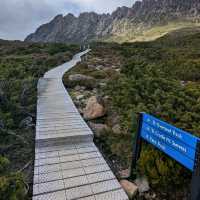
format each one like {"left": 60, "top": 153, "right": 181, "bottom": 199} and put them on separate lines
{"left": 0, "top": 0, "right": 134, "bottom": 41}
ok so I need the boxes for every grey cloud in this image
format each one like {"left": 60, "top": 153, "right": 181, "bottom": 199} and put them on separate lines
{"left": 0, "top": 0, "right": 80, "bottom": 40}
{"left": 79, "top": 0, "right": 134, "bottom": 13}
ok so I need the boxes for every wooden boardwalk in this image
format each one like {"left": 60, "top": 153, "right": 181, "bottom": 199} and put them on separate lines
{"left": 33, "top": 50, "right": 128, "bottom": 200}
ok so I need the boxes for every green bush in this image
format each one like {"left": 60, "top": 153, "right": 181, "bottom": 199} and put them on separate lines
{"left": 0, "top": 173, "right": 26, "bottom": 200}
{"left": 0, "top": 40, "right": 79, "bottom": 198}
{"left": 64, "top": 76, "right": 97, "bottom": 90}
{"left": 0, "top": 156, "right": 10, "bottom": 174}
{"left": 138, "top": 145, "right": 190, "bottom": 189}
{"left": 0, "top": 156, "right": 26, "bottom": 200}
{"left": 104, "top": 30, "right": 200, "bottom": 195}
{"left": 47, "top": 43, "right": 77, "bottom": 55}
{"left": 106, "top": 61, "right": 200, "bottom": 188}
{"left": 90, "top": 70, "right": 106, "bottom": 79}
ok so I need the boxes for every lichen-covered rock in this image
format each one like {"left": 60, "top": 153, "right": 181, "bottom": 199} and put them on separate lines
{"left": 74, "top": 85, "right": 81, "bottom": 91}
{"left": 76, "top": 94, "right": 85, "bottom": 101}
{"left": 68, "top": 74, "right": 94, "bottom": 82}
{"left": 120, "top": 180, "right": 138, "bottom": 199}
{"left": 89, "top": 122, "right": 109, "bottom": 137}
{"left": 83, "top": 96, "right": 106, "bottom": 120}
{"left": 67, "top": 74, "right": 96, "bottom": 89}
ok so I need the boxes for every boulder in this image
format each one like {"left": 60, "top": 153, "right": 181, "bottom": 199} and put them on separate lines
{"left": 68, "top": 74, "right": 96, "bottom": 89}
{"left": 96, "top": 65, "right": 105, "bottom": 70}
{"left": 135, "top": 177, "right": 150, "bottom": 193}
{"left": 68, "top": 74, "right": 94, "bottom": 82}
{"left": 80, "top": 86, "right": 86, "bottom": 91}
{"left": 75, "top": 85, "right": 81, "bottom": 91}
{"left": 144, "top": 192, "right": 156, "bottom": 199}
{"left": 111, "top": 65, "right": 118, "bottom": 69}
{"left": 76, "top": 95, "right": 85, "bottom": 101}
{"left": 83, "top": 96, "right": 106, "bottom": 120}
{"left": 120, "top": 180, "right": 138, "bottom": 199}
{"left": 89, "top": 122, "right": 109, "bottom": 137}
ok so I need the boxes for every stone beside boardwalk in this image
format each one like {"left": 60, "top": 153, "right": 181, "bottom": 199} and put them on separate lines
{"left": 33, "top": 50, "right": 128, "bottom": 200}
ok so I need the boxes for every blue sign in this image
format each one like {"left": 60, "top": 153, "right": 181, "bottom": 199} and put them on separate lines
{"left": 140, "top": 113, "right": 200, "bottom": 171}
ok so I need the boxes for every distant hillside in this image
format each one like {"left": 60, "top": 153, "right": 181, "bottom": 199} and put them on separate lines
{"left": 0, "top": 39, "right": 22, "bottom": 45}
{"left": 25, "top": 0, "right": 200, "bottom": 43}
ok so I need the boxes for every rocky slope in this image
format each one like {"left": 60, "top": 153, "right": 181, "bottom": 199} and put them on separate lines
{"left": 25, "top": 0, "right": 200, "bottom": 43}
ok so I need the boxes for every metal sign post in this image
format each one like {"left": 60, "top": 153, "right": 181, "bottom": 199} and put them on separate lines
{"left": 191, "top": 142, "right": 200, "bottom": 200}
{"left": 130, "top": 113, "right": 143, "bottom": 179}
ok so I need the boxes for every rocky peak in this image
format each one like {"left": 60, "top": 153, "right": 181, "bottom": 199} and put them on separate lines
{"left": 111, "top": 6, "right": 130, "bottom": 20}
{"left": 64, "top": 13, "right": 76, "bottom": 20}
{"left": 78, "top": 12, "right": 101, "bottom": 24}
{"left": 53, "top": 14, "right": 63, "bottom": 21}
{"left": 25, "top": 0, "right": 200, "bottom": 43}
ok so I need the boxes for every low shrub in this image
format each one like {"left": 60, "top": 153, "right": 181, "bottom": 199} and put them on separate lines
{"left": 64, "top": 76, "right": 97, "bottom": 90}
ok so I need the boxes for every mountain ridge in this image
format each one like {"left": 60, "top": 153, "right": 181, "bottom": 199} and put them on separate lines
{"left": 25, "top": 0, "right": 200, "bottom": 43}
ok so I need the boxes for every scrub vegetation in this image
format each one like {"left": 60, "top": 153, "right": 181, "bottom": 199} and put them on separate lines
{"left": 64, "top": 27, "right": 200, "bottom": 199}
{"left": 0, "top": 40, "right": 78, "bottom": 199}
{"left": 101, "top": 28, "right": 200, "bottom": 199}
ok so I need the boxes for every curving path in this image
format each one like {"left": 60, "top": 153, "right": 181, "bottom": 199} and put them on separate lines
{"left": 33, "top": 50, "right": 128, "bottom": 200}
